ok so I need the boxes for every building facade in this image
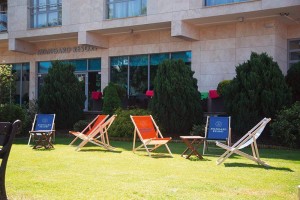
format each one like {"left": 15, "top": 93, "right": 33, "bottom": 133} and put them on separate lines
{"left": 1, "top": 0, "right": 300, "bottom": 111}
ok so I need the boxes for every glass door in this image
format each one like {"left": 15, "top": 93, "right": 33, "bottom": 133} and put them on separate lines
{"left": 88, "top": 72, "right": 102, "bottom": 111}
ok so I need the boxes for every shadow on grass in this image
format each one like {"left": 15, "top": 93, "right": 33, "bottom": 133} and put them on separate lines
{"left": 186, "top": 157, "right": 211, "bottom": 162}
{"left": 78, "top": 148, "right": 122, "bottom": 154}
{"left": 13, "top": 137, "right": 300, "bottom": 163}
{"left": 224, "top": 163, "right": 294, "bottom": 172}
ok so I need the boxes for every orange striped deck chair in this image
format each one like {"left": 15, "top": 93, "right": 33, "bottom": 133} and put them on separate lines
{"left": 130, "top": 115, "right": 173, "bottom": 157}
{"left": 75, "top": 115, "right": 117, "bottom": 151}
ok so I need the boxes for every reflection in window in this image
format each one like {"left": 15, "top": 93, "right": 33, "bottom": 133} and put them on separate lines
{"left": 288, "top": 39, "right": 300, "bottom": 69}
{"left": 107, "top": 0, "right": 147, "bottom": 19}
{"left": 12, "top": 63, "right": 30, "bottom": 105}
{"left": 129, "top": 55, "right": 148, "bottom": 95}
{"left": 205, "top": 0, "right": 250, "bottom": 6}
{"left": 110, "top": 56, "right": 129, "bottom": 93}
{"left": 110, "top": 51, "right": 192, "bottom": 96}
{"left": 30, "top": 0, "right": 62, "bottom": 28}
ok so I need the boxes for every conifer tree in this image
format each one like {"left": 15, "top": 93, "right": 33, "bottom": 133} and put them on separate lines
{"left": 38, "top": 61, "right": 86, "bottom": 128}
{"left": 286, "top": 61, "right": 300, "bottom": 102}
{"left": 223, "top": 52, "right": 291, "bottom": 135}
{"left": 150, "top": 59, "right": 203, "bottom": 135}
{"left": 102, "top": 83, "right": 121, "bottom": 115}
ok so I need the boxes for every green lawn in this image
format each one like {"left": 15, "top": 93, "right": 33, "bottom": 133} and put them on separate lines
{"left": 6, "top": 136, "right": 300, "bottom": 200}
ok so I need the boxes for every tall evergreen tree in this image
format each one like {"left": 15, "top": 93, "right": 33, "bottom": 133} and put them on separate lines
{"left": 150, "top": 59, "right": 203, "bottom": 136}
{"left": 286, "top": 61, "right": 300, "bottom": 102}
{"left": 38, "top": 61, "right": 86, "bottom": 128}
{"left": 223, "top": 52, "right": 292, "bottom": 135}
{"left": 102, "top": 83, "right": 121, "bottom": 115}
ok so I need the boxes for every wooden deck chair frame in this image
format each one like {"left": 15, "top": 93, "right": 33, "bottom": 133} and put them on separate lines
{"left": 74, "top": 115, "right": 117, "bottom": 151}
{"left": 28, "top": 114, "right": 56, "bottom": 146}
{"left": 216, "top": 118, "right": 271, "bottom": 167}
{"left": 69, "top": 115, "right": 109, "bottom": 146}
{"left": 130, "top": 115, "right": 173, "bottom": 157}
{"left": 203, "top": 116, "right": 231, "bottom": 155}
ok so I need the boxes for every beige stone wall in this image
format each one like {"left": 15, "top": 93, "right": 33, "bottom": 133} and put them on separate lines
{"left": 1, "top": 19, "right": 299, "bottom": 100}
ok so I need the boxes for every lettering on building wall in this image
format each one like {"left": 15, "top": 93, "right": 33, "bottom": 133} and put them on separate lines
{"left": 37, "top": 45, "right": 98, "bottom": 55}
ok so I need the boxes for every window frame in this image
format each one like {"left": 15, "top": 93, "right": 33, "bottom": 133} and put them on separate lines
{"left": 288, "top": 39, "right": 300, "bottom": 69}
{"left": 29, "top": 0, "right": 62, "bottom": 29}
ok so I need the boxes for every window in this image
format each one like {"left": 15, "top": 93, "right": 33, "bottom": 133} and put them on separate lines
{"left": 12, "top": 63, "right": 30, "bottom": 105}
{"left": 30, "top": 0, "right": 62, "bottom": 28}
{"left": 0, "top": 2, "right": 7, "bottom": 32}
{"left": 110, "top": 51, "right": 192, "bottom": 96}
{"left": 288, "top": 39, "right": 300, "bottom": 69}
{"left": 37, "top": 58, "right": 101, "bottom": 111}
{"left": 107, "top": 0, "right": 147, "bottom": 19}
{"left": 205, "top": 0, "right": 251, "bottom": 6}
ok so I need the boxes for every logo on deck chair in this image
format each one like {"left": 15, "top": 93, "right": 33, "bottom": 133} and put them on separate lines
{"left": 215, "top": 121, "right": 222, "bottom": 127}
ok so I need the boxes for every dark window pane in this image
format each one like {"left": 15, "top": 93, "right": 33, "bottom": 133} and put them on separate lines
{"left": 88, "top": 58, "right": 101, "bottom": 71}
{"left": 289, "top": 40, "right": 300, "bottom": 50}
{"left": 38, "top": 61, "right": 52, "bottom": 73}
{"left": 171, "top": 51, "right": 192, "bottom": 65}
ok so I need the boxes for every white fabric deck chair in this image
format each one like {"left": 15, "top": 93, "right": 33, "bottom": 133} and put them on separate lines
{"left": 70, "top": 115, "right": 116, "bottom": 151}
{"left": 28, "top": 114, "right": 56, "bottom": 146}
{"left": 130, "top": 115, "right": 173, "bottom": 157}
{"left": 203, "top": 116, "right": 231, "bottom": 155}
{"left": 216, "top": 118, "right": 271, "bottom": 167}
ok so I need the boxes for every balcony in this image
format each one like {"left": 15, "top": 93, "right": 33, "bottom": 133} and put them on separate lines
{"left": 0, "top": 11, "right": 7, "bottom": 32}
{"left": 205, "top": 0, "right": 252, "bottom": 6}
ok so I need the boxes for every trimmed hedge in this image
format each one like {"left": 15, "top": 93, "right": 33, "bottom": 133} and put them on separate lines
{"left": 109, "top": 108, "right": 151, "bottom": 138}
{"left": 271, "top": 102, "right": 300, "bottom": 148}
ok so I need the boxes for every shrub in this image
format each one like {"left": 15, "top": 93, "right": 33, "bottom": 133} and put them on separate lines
{"left": 73, "top": 120, "right": 90, "bottom": 132}
{"left": 102, "top": 83, "right": 121, "bottom": 115}
{"left": 271, "top": 102, "right": 300, "bottom": 148}
{"left": 0, "top": 64, "right": 16, "bottom": 104}
{"left": 150, "top": 59, "right": 203, "bottom": 136}
{"left": 286, "top": 62, "right": 300, "bottom": 102}
{"left": 38, "top": 61, "right": 86, "bottom": 129}
{"left": 0, "top": 104, "right": 25, "bottom": 134}
{"left": 217, "top": 80, "right": 231, "bottom": 96}
{"left": 109, "top": 108, "right": 151, "bottom": 138}
{"left": 223, "top": 52, "right": 292, "bottom": 136}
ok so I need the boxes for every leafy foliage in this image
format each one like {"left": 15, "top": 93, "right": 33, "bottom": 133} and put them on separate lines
{"left": 286, "top": 61, "right": 300, "bottom": 102}
{"left": 223, "top": 52, "right": 292, "bottom": 136}
{"left": 38, "top": 61, "right": 86, "bottom": 129}
{"left": 0, "top": 64, "right": 16, "bottom": 104}
{"left": 109, "top": 108, "right": 151, "bottom": 138}
{"left": 102, "top": 83, "right": 122, "bottom": 115}
{"left": 0, "top": 104, "right": 25, "bottom": 134}
{"left": 150, "top": 59, "right": 203, "bottom": 135}
{"left": 217, "top": 80, "right": 231, "bottom": 96}
{"left": 73, "top": 120, "right": 89, "bottom": 132}
{"left": 271, "top": 102, "right": 300, "bottom": 148}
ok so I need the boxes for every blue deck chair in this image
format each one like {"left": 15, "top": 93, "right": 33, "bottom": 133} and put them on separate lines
{"left": 28, "top": 114, "right": 55, "bottom": 148}
{"left": 203, "top": 116, "right": 231, "bottom": 155}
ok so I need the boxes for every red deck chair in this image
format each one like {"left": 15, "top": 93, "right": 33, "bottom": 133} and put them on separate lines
{"left": 69, "top": 115, "right": 109, "bottom": 150}
{"left": 75, "top": 115, "right": 117, "bottom": 151}
{"left": 130, "top": 115, "right": 173, "bottom": 157}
